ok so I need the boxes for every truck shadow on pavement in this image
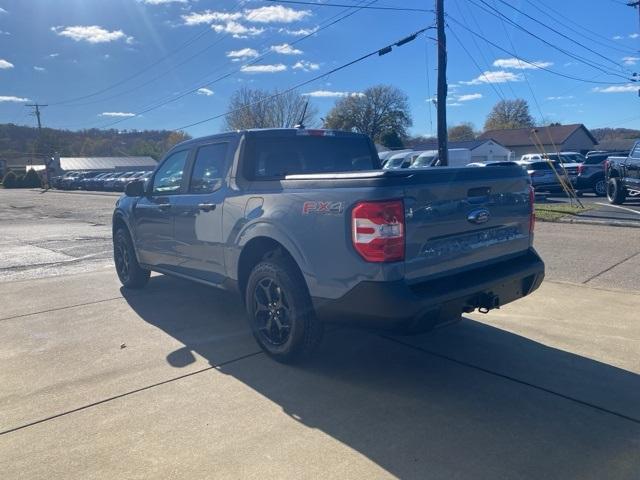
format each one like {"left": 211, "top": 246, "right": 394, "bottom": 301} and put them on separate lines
{"left": 123, "top": 275, "right": 640, "bottom": 479}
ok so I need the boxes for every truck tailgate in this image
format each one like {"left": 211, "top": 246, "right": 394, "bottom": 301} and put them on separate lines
{"left": 401, "top": 167, "right": 532, "bottom": 282}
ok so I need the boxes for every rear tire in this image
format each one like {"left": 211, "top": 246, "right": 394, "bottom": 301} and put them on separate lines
{"left": 246, "top": 256, "right": 323, "bottom": 363}
{"left": 593, "top": 177, "right": 607, "bottom": 197}
{"left": 607, "top": 178, "right": 626, "bottom": 205}
{"left": 114, "top": 228, "right": 150, "bottom": 289}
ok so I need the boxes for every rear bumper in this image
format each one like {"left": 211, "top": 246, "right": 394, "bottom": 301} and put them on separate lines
{"left": 313, "top": 249, "right": 544, "bottom": 329}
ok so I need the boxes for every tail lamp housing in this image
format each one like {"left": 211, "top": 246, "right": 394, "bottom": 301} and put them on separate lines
{"left": 352, "top": 200, "right": 405, "bottom": 262}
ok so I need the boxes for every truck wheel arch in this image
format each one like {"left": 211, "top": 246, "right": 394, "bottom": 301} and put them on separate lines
{"left": 237, "top": 236, "right": 308, "bottom": 304}
{"left": 112, "top": 213, "right": 128, "bottom": 238}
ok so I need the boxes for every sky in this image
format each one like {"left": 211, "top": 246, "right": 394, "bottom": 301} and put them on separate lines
{"left": 0, "top": 0, "right": 639, "bottom": 139}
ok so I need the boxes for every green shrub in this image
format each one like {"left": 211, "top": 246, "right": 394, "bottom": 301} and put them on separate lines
{"left": 2, "top": 171, "right": 19, "bottom": 188}
{"left": 22, "top": 169, "right": 43, "bottom": 188}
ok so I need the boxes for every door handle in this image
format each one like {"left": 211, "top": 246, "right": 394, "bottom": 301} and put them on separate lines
{"left": 198, "top": 203, "right": 217, "bottom": 212}
{"left": 157, "top": 203, "right": 171, "bottom": 211}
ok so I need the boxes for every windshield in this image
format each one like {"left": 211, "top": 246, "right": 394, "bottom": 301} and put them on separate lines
{"left": 243, "top": 135, "right": 377, "bottom": 179}
{"left": 412, "top": 157, "right": 435, "bottom": 167}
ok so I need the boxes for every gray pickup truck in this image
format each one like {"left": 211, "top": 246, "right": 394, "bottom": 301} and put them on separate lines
{"left": 606, "top": 140, "right": 640, "bottom": 204}
{"left": 112, "top": 128, "right": 544, "bottom": 362}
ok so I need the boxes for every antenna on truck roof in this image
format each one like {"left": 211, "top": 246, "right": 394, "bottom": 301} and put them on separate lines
{"left": 295, "top": 97, "right": 309, "bottom": 129}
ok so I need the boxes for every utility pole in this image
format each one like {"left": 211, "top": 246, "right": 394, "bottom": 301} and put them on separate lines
{"left": 435, "top": 0, "right": 449, "bottom": 166}
{"left": 25, "top": 103, "right": 47, "bottom": 131}
{"left": 25, "top": 103, "right": 49, "bottom": 188}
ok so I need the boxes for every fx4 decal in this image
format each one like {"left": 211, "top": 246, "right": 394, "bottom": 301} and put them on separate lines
{"left": 302, "top": 201, "right": 344, "bottom": 215}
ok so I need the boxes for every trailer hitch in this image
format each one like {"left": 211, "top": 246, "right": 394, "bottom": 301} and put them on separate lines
{"left": 477, "top": 293, "right": 500, "bottom": 314}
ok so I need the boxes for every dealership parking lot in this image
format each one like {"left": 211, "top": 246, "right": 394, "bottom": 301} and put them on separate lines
{"left": 1, "top": 189, "right": 639, "bottom": 479}
{"left": 544, "top": 192, "right": 640, "bottom": 227}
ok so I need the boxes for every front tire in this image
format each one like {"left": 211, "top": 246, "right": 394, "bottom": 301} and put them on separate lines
{"left": 607, "top": 178, "right": 626, "bottom": 205}
{"left": 114, "top": 228, "right": 150, "bottom": 289}
{"left": 246, "top": 256, "right": 323, "bottom": 363}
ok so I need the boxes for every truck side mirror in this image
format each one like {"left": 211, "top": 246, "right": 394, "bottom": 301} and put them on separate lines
{"left": 125, "top": 179, "right": 145, "bottom": 197}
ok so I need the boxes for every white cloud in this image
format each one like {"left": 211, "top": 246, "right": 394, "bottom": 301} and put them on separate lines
{"left": 244, "top": 5, "right": 311, "bottom": 23}
{"left": 546, "top": 95, "right": 574, "bottom": 100}
{"left": 226, "top": 48, "right": 259, "bottom": 60}
{"left": 52, "top": 25, "right": 134, "bottom": 44}
{"left": 241, "top": 64, "right": 287, "bottom": 73}
{"left": 292, "top": 60, "right": 319, "bottom": 72}
{"left": 613, "top": 35, "right": 623, "bottom": 40}
{"left": 461, "top": 70, "right": 523, "bottom": 85}
{"left": 630, "top": 33, "right": 639, "bottom": 39}
{"left": 279, "top": 27, "right": 318, "bottom": 36}
{"left": 141, "top": 0, "right": 188, "bottom": 4}
{"left": 0, "top": 96, "right": 30, "bottom": 103}
{"left": 184, "top": 6, "right": 310, "bottom": 27}
{"left": 493, "top": 58, "right": 552, "bottom": 70}
{"left": 0, "top": 59, "right": 14, "bottom": 69}
{"left": 33, "top": 66, "right": 46, "bottom": 72}
{"left": 0, "top": 7, "right": 6, "bottom": 14}
{"left": 211, "top": 21, "right": 264, "bottom": 38}
{"left": 270, "top": 43, "right": 302, "bottom": 55}
{"left": 456, "top": 93, "right": 482, "bottom": 102}
{"left": 622, "top": 56, "right": 639, "bottom": 65}
{"left": 197, "top": 87, "right": 214, "bottom": 96}
{"left": 99, "top": 112, "right": 136, "bottom": 117}
{"left": 0, "top": 30, "right": 10, "bottom": 35}
{"left": 304, "top": 90, "right": 364, "bottom": 98}
{"left": 593, "top": 84, "right": 638, "bottom": 93}
{"left": 48, "top": 53, "right": 59, "bottom": 58}
{"left": 182, "top": 10, "right": 241, "bottom": 25}
{"left": 447, "top": 103, "right": 463, "bottom": 107}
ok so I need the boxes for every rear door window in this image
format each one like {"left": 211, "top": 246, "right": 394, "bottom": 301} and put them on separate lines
{"left": 189, "top": 143, "right": 228, "bottom": 193}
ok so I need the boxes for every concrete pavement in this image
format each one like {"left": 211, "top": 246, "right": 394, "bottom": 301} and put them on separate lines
{"left": 1, "top": 269, "right": 639, "bottom": 479}
{"left": 2, "top": 189, "right": 640, "bottom": 479}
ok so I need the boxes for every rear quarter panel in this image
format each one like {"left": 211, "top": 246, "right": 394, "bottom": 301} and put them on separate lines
{"left": 223, "top": 183, "right": 406, "bottom": 300}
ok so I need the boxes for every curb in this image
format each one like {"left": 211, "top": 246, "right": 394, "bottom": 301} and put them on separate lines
{"left": 554, "top": 216, "right": 640, "bottom": 229}
{"left": 33, "top": 189, "right": 121, "bottom": 197}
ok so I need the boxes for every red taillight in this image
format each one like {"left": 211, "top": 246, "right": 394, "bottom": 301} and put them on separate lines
{"left": 604, "top": 160, "right": 609, "bottom": 173}
{"left": 352, "top": 200, "right": 405, "bottom": 262}
{"left": 577, "top": 164, "right": 584, "bottom": 174}
{"left": 529, "top": 186, "right": 535, "bottom": 235}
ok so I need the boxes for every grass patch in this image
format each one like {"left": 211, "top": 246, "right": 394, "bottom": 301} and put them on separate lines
{"left": 535, "top": 203, "right": 592, "bottom": 222}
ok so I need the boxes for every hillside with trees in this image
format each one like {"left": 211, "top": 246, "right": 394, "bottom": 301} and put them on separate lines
{"left": 590, "top": 127, "right": 640, "bottom": 150}
{"left": 0, "top": 124, "right": 190, "bottom": 161}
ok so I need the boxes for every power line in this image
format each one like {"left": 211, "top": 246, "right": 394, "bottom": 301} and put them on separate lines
{"left": 452, "top": 0, "right": 509, "bottom": 99}
{"left": 446, "top": 15, "right": 633, "bottom": 85}
{"left": 447, "top": 24, "right": 505, "bottom": 102}
{"left": 171, "top": 27, "right": 433, "bottom": 131}
{"left": 265, "top": 0, "right": 432, "bottom": 12}
{"left": 424, "top": 38, "right": 434, "bottom": 136}
{"left": 491, "top": 0, "right": 634, "bottom": 74}
{"left": 468, "top": 0, "right": 634, "bottom": 81}
{"left": 47, "top": 0, "right": 249, "bottom": 106}
{"left": 525, "top": 0, "right": 638, "bottom": 56}
{"left": 488, "top": 0, "right": 550, "bottom": 141}
{"left": 57, "top": 0, "right": 375, "bottom": 116}
{"left": 91, "top": 0, "right": 380, "bottom": 130}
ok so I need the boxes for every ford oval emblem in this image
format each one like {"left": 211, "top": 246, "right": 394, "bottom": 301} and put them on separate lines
{"left": 467, "top": 208, "right": 490, "bottom": 224}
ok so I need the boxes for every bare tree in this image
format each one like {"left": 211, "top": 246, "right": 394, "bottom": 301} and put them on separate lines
{"left": 323, "top": 85, "right": 412, "bottom": 142}
{"left": 484, "top": 99, "right": 534, "bottom": 131}
{"left": 223, "top": 87, "right": 317, "bottom": 131}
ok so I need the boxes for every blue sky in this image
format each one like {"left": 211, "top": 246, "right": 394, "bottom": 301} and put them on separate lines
{"left": 0, "top": 0, "right": 639, "bottom": 139}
